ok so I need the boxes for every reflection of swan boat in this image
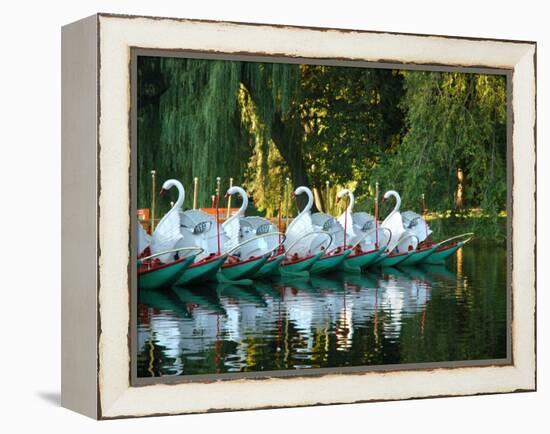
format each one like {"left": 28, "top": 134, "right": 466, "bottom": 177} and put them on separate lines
{"left": 310, "top": 274, "right": 345, "bottom": 292}
{"left": 273, "top": 275, "right": 316, "bottom": 294}
{"left": 340, "top": 272, "right": 379, "bottom": 289}
{"left": 138, "top": 288, "right": 192, "bottom": 318}
{"left": 171, "top": 285, "right": 226, "bottom": 314}
{"left": 420, "top": 263, "right": 457, "bottom": 281}
{"left": 252, "top": 280, "right": 284, "bottom": 299}
{"left": 217, "top": 284, "right": 267, "bottom": 307}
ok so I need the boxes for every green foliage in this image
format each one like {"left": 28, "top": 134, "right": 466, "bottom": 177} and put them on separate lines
{"left": 372, "top": 72, "right": 507, "bottom": 215}
{"left": 137, "top": 56, "right": 508, "bottom": 238}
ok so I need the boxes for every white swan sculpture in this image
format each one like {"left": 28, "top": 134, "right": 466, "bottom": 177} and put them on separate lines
{"left": 336, "top": 188, "right": 378, "bottom": 251}
{"left": 284, "top": 186, "right": 331, "bottom": 258}
{"left": 223, "top": 185, "right": 282, "bottom": 260}
{"left": 401, "top": 210, "right": 432, "bottom": 243}
{"left": 150, "top": 179, "right": 185, "bottom": 263}
{"left": 137, "top": 219, "right": 151, "bottom": 257}
{"left": 381, "top": 190, "right": 418, "bottom": 253}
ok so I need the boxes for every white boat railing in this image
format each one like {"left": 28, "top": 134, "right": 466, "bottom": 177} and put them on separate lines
{"left": 138, "top": 246, "right": 204, "bottom": 264}
{"left": 225, "top": 232, "right": 286, "bottom": 257}
{"left": 436, "top": 232, "right": 475, "bottom": 248}
{"left": 349, "top": 227, "right": 392, "bottom": 252}
{"left": 284, "top": 230, "right": 333, "bottom": 258}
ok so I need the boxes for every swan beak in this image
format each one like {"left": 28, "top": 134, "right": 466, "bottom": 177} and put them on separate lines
{"left": 381, "top": 197, "right": 386, "bottom": 203}
{"left": 159, "top": 188, "right": 166, "bottom": 197}
{"left": 224, "top": 193, "right": 229, "bottom": 199}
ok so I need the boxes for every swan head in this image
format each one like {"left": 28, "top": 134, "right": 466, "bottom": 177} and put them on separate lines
{"left": 382, "top": 190, "right": 400, "bottom": 202}
{"left": 159, "top": 179, "right": 183, "bottom": 196}
{"left": 293, "top": 186, "right": 312, "bottom": 197}
{"left": 225, "top": 185, "right": 247, "bottom": 199}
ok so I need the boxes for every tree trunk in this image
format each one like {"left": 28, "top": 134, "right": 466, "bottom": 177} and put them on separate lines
{"left": 270, "top": 114, "right": 317, "bottom": 212}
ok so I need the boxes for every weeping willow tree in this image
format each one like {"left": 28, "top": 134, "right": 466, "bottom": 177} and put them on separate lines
{"left": 138, "top": 56, "right": 507, "bottom": 237}
{"left": 373, "top": 72, "right": 507, "bottom": 215}
{"left": 137, "top": 56, "right": 303, "bottom": 215}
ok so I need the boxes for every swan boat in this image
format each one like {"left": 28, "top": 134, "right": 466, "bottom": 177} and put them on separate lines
{"left": 336, "top": 189, "right": 389, "bottom": 272}
{"left": 374, "top": 190, "right": 425, "bottom": 267}
{"left": 138, "top": 246, "right": 199, "bottom": 291}
{"left": 400, "top": 204, "right": 474, "bottom": 265}
{"left": 136, "top": 184, "right": 208, "bottom": 290}
{"left": 217, "top": 186, "right": 284, "bottom": 284}
{"left": 309, "top": 210, "right": 351, "bottom": 274}
{"left": 148, "top": 179, "right": 228, "bottom": 287}
{"left": 281, "top": 186, "right": 332, "bottom": 277}
{"left": 374, "top": 190, "right": 473, "bottom": 267}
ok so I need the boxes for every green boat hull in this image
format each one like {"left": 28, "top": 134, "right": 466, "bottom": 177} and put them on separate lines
{"left": 218, "top": 255, "right": 268, "bottom": 282}
{"left": 338, "top": 248, "right": 382, "bottom": 273}
{"left": 175, "top": 255, "right": 226, "bottom": 286}
{"left": 138, "top": 255, "right": 196, "bottom": 290}
{"left": 375, "top": 251, "right": 412, "bottom": 267}
{"left": 253, "top": 254, "right": 285, "bottom": 278}
{"left": 424, "top": 242, "right": 464, "bottom": 265}
{"left": 280, "top": 252, "right": 323, "bottom": 277}
{"left": 399, "top": 245, "right": 438, "bottom": 266}
{"left": 310, "top": 250, "right": 351, "bottom": 274}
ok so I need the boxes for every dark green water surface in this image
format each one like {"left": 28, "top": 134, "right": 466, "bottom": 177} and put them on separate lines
{"left": 137, "top": 240, "right": 507, "bottom": 377}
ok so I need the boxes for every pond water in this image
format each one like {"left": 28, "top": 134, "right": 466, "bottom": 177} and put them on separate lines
{"left": 136, "top": 240, "right": 507, "bottom": 377}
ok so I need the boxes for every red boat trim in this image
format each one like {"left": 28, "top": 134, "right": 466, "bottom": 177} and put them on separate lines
{"left": 187, "top": 255, "right": 225, "bottom": 269}
{"left": 347, "top": 248, "right": 379, "bottom": 259}
{"left": 281, "top": 254, "right": 316, "bottom": 265}
{"left": 266, "top": 254, "right": 285, "bottom": 263}
{"left": 138, "top": 255, "right": 190, "bottom": 276}
{"left": 414, "top": 245, "right": 436, "bottom": 254}
{"left": 221, "top": 255, "right": 263, "bottom": 269}
{"left": 435, "top": 241, "right": 460, "bottom": 253}
{"left": 320, "top": 251, "right": 346, "bottom": 260}
{"left": 386, "top": 251, "right": 409, "bottom": 258}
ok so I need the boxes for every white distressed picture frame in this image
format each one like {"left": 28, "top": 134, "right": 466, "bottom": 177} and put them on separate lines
{"left": 61, "top": 13, "right": 536, "bottom": 419}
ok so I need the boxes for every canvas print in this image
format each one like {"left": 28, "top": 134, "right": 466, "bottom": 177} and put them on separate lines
{"left": 135, "top": 55, "right": 508, "bottom": 378}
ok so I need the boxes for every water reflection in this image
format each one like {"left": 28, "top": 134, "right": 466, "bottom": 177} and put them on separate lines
{"left": 137, "top": 241, "right": 507, "bottom": 377}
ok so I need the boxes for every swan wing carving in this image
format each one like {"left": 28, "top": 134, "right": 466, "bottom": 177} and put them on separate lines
{"left": 284, "top": 212, "right": 314, "bottom": 257}
{"left": 381, "top": 212, "right": 405, "bottom": 253}
{"left": 337, "top": 210, "right": 356, "bottom": 240}
{"left": 151, "top": 210, "right": 183, "bottom": 262}
{"left": 137, "top": 220, "right": 151, "bottom": 256}
{"left": 222, "top": 216, "right": 241, "bottom": 254}
{"left": 401, "top": 210, "right": 432, "bottom": 243}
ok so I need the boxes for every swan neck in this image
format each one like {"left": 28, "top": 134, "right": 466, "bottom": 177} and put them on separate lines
{"left": 157, "top": 181, "right": 184, "bottom": 229}
{"left": 347, "top": 191, "right": 355, "bottom": 214}
{"left": 227, "top": 187, "right": 248, "bottom": 223}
